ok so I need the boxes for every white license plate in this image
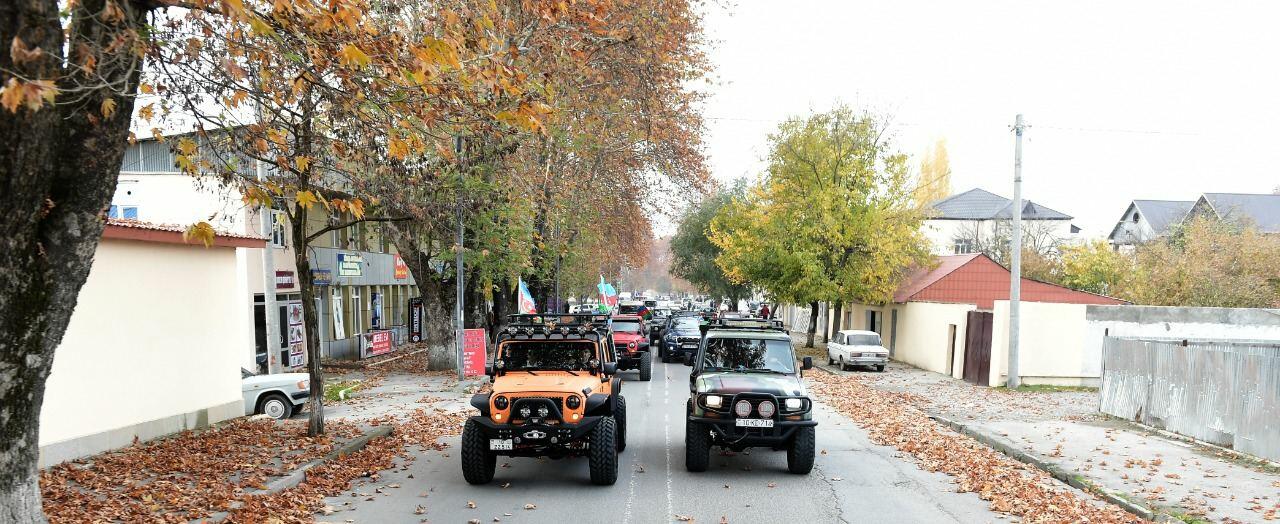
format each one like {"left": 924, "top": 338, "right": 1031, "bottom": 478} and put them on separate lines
{"left": 489, "top": 439, "right": 513, "bottom": 450}
{"left": 735, "top": 418, "right": 774, "bottom": 428}
{"left": 682, "top": 344, "right": 697, "bottom": 348}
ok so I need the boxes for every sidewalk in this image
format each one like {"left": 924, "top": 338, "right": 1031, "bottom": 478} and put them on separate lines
{"left": 825, "top": 357, "right": 1280, "bottom": 523}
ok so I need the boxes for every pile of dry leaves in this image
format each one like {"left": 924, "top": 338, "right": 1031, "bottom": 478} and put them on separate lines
{"left": 41, "top": 409, "right": 465, "bottom": 523}
{"left": 807, "top": 372, "right": 1140, "bottom": 523}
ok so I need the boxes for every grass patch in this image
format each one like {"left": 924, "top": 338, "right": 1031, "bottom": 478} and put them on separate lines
{"left": 322, "top": 380, "right": 364, "bottom": 402}
{"left": 794, "top": 345, "right": 826, "bottom": 360}
{"left": 994, "top": 384, "right": 1098, "bottom": 393}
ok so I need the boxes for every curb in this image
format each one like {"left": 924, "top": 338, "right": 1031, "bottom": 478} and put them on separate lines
{"left": 254, "top": 424, "right": 395, "bottom": 496}
{"left": 928, "top": 413, "right": 1179, "bottom": 523}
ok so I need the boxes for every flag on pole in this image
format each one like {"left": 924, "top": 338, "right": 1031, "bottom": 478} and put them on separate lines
{"left": 517, "top": 278, "right": 537, "bottom": 314}
{"left": 597, "top": 275, "right": 619, "bottom": 309}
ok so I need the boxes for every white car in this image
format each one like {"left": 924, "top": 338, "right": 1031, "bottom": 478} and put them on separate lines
{"left": 827, "top": 330, "right": 889, "bottom": 372}
{"left": 241, "top": 368, "right": 311, "bottom": 419}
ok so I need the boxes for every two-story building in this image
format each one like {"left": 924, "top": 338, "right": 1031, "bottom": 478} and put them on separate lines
{"left": 115, "top": 134, "right": 418, "bottom": 372}
{"left": 923, "top": 188, "right": 1080, "bottom": 256}
{"left": 1107, "top": 192, "right": 1279, "bottom": 250}
{"left": 1106, "top": 199, "right": 1195, "bottom": 250}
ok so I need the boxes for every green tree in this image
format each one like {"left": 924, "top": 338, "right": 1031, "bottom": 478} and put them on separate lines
{"left": 1124, "top": 217, "right": 1280, "bottom": 307}
{"left": 670, "top": 187, "right": 752, "bottom": 309}
{"left": 914, "top": 138, "right": 952, "bottom": 208}
{"left": 711, "top": 105, "right": 932, "bottom": 347}
{"left": 1058, "top": 241, "right": 1131, "bottom": 296}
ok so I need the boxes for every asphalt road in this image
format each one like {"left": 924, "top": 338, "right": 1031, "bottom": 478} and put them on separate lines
{"left": 322, "top": 361, "right": 1004, "bottom": 523}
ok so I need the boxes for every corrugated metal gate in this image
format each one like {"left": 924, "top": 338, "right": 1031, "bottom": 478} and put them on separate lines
{"left": 1100, "top": 337, "right": 1280, "bottom": 462}
{"left": 963, "top": 311, "right": 993, "bottom": 385}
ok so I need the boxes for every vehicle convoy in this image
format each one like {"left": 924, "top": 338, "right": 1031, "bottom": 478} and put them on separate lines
{"left": 827, "top": 329, "right": 889, "bottom": 372}
{"left": 609, "top": 314, "right": 653, "bottom": 381}
{"left": 684, "top": 318, "right": 816, "bottom": 474}
{"left": 661, "top": 313, "right": 704, "bottom": 363}
{"left": 461, "top": 314, "right": 626, "bottom": 485}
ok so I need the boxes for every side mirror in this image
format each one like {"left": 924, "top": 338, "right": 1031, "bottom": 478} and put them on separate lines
{"left": 485, "top": 364, "right": 495, "bottom": 377}
{"left": 802, "top": 357, "right": 813, "bottom": 370}
{"left": 603, "top": 362, "right": 618, "bottom": 376}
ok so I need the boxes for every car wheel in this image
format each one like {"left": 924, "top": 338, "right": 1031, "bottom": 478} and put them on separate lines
{"left": 615, "top": 395, "right": 628, "bottom": 452}
{"left": 876, "top": 364, "right": 886, "bottom": 372}
{"left": 258, "top": 393, "right": 293, "bottom": 420}
{"left": 827, "top": 352, "right": 835, "bottom": 366}
{"left": 589, "top": 417, "right": 619, "bottom": 485}
{"left": 685, "top": 418, "right": 711, "bottom": 472}
{"left": 461, "top": 419, "right": 496, "bottom": 484}
{"left": 838, "top": 356, "right": 848, "bottom": 372}
{"left": 638, "top": 352, "right": 652, "bottom": 381}
{"left": 787, "top": 425, "right": 816, "bottom": 474}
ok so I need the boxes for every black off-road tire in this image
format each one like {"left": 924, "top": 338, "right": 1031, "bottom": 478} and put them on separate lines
{"left": 787, "top": 425, "right": 816, "bottom": 474}
{"left": 615, "top": 395, "right": 628, "bottom": 452}
{"left": 875, "top": 364, "right": 886, "bottom": 372}
{"left": 589, "top": 417, "right": 619, "bottom": 485}
{"left": 638, "top": 351, "right": 652, "bottom": 381}
{"left": 461, "top": 419, "right": 496, "bottom": 484}
{"left": 685, "top": 419, "right": 711, "bottom": 472}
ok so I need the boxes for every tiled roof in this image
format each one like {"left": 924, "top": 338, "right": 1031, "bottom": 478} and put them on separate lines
{"left": 893, "top": 254, "right": 980, "bottom": 303}
{"left": 106, "top": 218, "right": 265, "bottom": 241}
{"left": 1200, "top": 193, "right": 1280, "bottom": 233}
{"left": 894, "top": 253, "right": 1126, "bottom": 309}
{"left": 930, "top": 188, "right": 1073, "bottom": 220}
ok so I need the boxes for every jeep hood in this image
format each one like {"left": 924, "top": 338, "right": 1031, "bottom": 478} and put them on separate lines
{"left": 492, "top": 373, "right": 601, "bottom": 395}
{"left": 612, "top": 331, "right": 644, "bottom": 343}
{"left": 695, "top": 372, "right": 806, "bottom": 397}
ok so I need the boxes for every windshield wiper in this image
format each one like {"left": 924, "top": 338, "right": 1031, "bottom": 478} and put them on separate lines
{"left": 559, "top": 367, "right": 580, "bottom": 376}
{"left": 740, "top": 368, "right": 787, "bottom": 374}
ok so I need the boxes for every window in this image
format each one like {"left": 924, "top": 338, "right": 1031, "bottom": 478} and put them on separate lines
{"left": 331, "top": 288, "right": 345, "bottom": 339}
{"left": 270, "top": 210, "right": 288, "bottom": 247}
{"left": 953, "top": 238, "right": 976, "bottom": 254}
{"left": 108, "top": 205, "right": 138, "bottom": 219}
{"left": 1132, "top": 212, "right": 1140, "bottom": 224}
{"left": 847, "top": 333, "right": 881, "bottom": 346}
{"left": 350, "top": 287, "right": 363, "bottom": 334}
{"left": 700, "top": 337, "right": 795, "bottom": 374}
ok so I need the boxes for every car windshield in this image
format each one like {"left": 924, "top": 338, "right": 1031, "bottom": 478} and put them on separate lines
{"left": 672, "top": 318, "right": 701, "bottom": 330}
{"left": 847, "top": 334, "right": 881, "bottom": 346}
{"left": 612, "top": 320, "right": 642, "bottom": 333}
{"left": 701, "top": 337, "right": 795, "bottom": 373}
{"left": 617, "top": 305, "right": 643, "bottom": 314}
{"left": 501, "top": 341, "right": 597, "bottom": 371}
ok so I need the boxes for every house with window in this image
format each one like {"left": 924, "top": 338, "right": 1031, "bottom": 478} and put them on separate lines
{"left": 922, "top": 188, "right": 1079, "bottom": 256}
{"left": 115, "top": 133, "right": 419, "bottom": 372}
{"left": 1106, "top": 199, "right": 1195, "bottom": 249}
{"left": 1188, "top": 193, "right": 1280, "bottom": 232}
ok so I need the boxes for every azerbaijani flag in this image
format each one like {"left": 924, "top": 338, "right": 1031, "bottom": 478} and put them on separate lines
{"left": 517, "top": 278, "right": 537, "bottom": 314}
{"left": 597, "top": 275, "right": 619, "bottom": 309}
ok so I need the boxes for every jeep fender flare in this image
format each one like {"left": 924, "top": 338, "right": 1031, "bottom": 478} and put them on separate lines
{"left": 470, "top": 393, "right": 492, "bottom": 416}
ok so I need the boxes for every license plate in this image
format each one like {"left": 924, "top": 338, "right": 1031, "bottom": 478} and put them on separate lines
{"left": 682, "top": 344, "right": 697, "bottom": 348}
{"left": 735, "top": 418, "right": 774, "bottom": 428}
{"left": 489, "top": 439, "right": 513, "bottom": 450}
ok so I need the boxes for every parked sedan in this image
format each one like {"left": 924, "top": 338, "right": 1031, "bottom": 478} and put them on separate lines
{"left": 827, "top": 330, "right": 889, "bottom": 372}
{"left": 241, "top": 368, "right": 311, "bottom": 419}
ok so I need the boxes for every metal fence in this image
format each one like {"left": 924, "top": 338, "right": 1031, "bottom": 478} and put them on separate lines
{"left": 1100, "top": 337, "right": 1280, "bottom": 462}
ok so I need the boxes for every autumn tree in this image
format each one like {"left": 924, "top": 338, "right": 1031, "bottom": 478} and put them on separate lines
{"left": 711, "top": 105, "right": 932, "bottom": 348}
{"left": 670, "top": 187, "right": 752, "bottom": 309}
{"left": 1058, "top": 240, "right": 1131, "bottom": 296}
{"left": 914, "top": 138, "right": 952, "bottom": 208}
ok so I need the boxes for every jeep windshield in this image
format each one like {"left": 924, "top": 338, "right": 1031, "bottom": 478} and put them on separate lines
{"left": 611, "top": 320, "right": 643, "bottom": 334}
{"left": 500, "top": 340, "right": 597, "bottom": 371}
{"left": 701, "top": 337, "right": 795, "bottom": 374}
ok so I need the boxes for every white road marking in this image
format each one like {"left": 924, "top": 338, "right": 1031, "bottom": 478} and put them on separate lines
{"left": 664, "top": 364, "right": 674, "bottom": 522}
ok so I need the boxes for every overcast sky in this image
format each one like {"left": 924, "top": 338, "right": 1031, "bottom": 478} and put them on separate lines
{"left": 697, "top": 1, "right": 1280, "bottom": 237}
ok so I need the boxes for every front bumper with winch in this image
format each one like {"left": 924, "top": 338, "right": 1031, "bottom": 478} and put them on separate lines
{"left": 467, "top": 415, "right": 607, "bottom": 457}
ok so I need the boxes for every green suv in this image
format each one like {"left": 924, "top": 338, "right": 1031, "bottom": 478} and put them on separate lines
{"left": 683, "top": 318, "right": 816, "bottom": 474}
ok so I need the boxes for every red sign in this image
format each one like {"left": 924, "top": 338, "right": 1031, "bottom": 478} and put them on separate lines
{"left": 275, "top": 270, "right": 296, "bottom": 289}
{"left": 394, "top": 255, "right": 409, "bottom": 279}
{"left": 362, "top": 330, "right": 393, "bottom": 358}
{"left": 463, "top": 329, "right": 487, "bottom": 377}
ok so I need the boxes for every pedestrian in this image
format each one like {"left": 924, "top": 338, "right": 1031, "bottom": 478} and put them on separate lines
{"left": 759, "top": 303, "right": 771, "bottom": 319}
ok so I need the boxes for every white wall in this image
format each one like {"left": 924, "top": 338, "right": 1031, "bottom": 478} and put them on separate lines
{"left": 989, "top": 301, "right": 1092, "bottom": 387}
{"left": 40, "top": 238, "right": 248, "bottom": 454}
{"left": 114, "top": 173, "right": 247, "bottom": 231}
{"left": 892, "top": 302, "right": 976, "bottom": 377}
{"left": 1085, "top": 305, "right": 1280, "bottom": 350}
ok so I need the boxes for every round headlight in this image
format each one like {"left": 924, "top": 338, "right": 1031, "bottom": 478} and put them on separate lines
{"left": 537, "top": 406, "right": 550, "bottom": 418}
{"left": 628, "top": 341, "right": 637, "bottom": 349}
{"left": 565, "top": 395, "right": 582, "bottom": 409}
{"left": 785, "top": 398, "right": 803, "bottom": 411}
{"left": 519, "top": 406, "right": 532, "bottom": 418}
{"left": 493, "top": 395, "right": 509, "bottom": 410}
{"left": 704, "top": 395, "right": 722, "bottom": 408}
{"left": 734, "top": 400, "right": 752, "bottom": 418}
{"left": 757, "top": 400, "right": 776, "bottom": 418}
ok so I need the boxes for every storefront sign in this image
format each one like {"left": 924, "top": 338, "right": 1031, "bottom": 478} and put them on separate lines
{"left": 361, "top": 330, "right": 393, "bottom": 358}
{"left": 394, "top": 254, "right": 409, "bottom": 279}
{"left": 311, "top": 269, "right": 332, "bottom": 286}
{"left": 337, "top": 253, "right": 363, "bottom": 277}
{"left": 275, "top": 270, "right": 296, "bottom": 289}
{"left": 463, "top": 329, "right": 487, "bottom": 377}
{"left": 409, "top": 297, "right": 423, "bottom": 342}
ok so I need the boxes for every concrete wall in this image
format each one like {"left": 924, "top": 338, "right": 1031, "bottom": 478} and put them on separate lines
{"left": 39, "top": 238, "right": 248, "bottom": 466}
{"left": 989, "top": 301, "right": 1093, "bottom": 387}
{"left": 1085, "top": 305, "right": 1280, "bottom": 344}
{"left": 892, "top": 302, "right": 975, "bottom": 377}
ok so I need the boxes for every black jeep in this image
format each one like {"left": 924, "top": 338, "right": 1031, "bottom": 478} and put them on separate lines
{"left": 684, "top": 318, "right": 816, "bottom": 474}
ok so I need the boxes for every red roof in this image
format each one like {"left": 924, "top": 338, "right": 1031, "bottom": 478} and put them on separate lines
{"left": 103, "top": 219, "right": 265, "bottom": 249}
{"left": 894, "top": 253, "right": 1126, "bottom": 309}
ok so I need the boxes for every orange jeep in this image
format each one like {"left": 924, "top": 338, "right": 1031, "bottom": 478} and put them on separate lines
{"left": 461, "top": 314, "right": 626, "bottom": 485}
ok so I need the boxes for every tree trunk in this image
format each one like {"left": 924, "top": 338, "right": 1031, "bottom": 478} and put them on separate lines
{"left": 831, "top": 300, "right": 844, "bottom": 339}
{"left": 292, "top": 204, "right": 325, "bottom": 437}
{"left": 821, "top": 302, "right": 831, "bottom": 344}
{"left": 390, "top": 236, "right": 457, "bottom": 371}
{"left": 805, "top": 302, "right": 819, "bottom": 348}
{"left": 0, "top": 1, "right": 148, "bottom": 520}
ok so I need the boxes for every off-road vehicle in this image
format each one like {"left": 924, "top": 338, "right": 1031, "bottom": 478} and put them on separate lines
{"left": 684, "top": 317, "right": 816, "bottom": 474}
{"left": 610, "top": 314, "right": 653, "bottom": 381}
{"left": 462, "top": 314, "right": 627, "bottom": 485}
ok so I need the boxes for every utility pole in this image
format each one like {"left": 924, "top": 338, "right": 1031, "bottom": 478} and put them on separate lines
{"left": 454, "top": 135, "right": 466, "bottom": 381}
{"left": 255, "top": 92, "right": 280, "bottom": 375}
{"left": 1008, "top": 114, "right": 1025, "bottom": 389}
